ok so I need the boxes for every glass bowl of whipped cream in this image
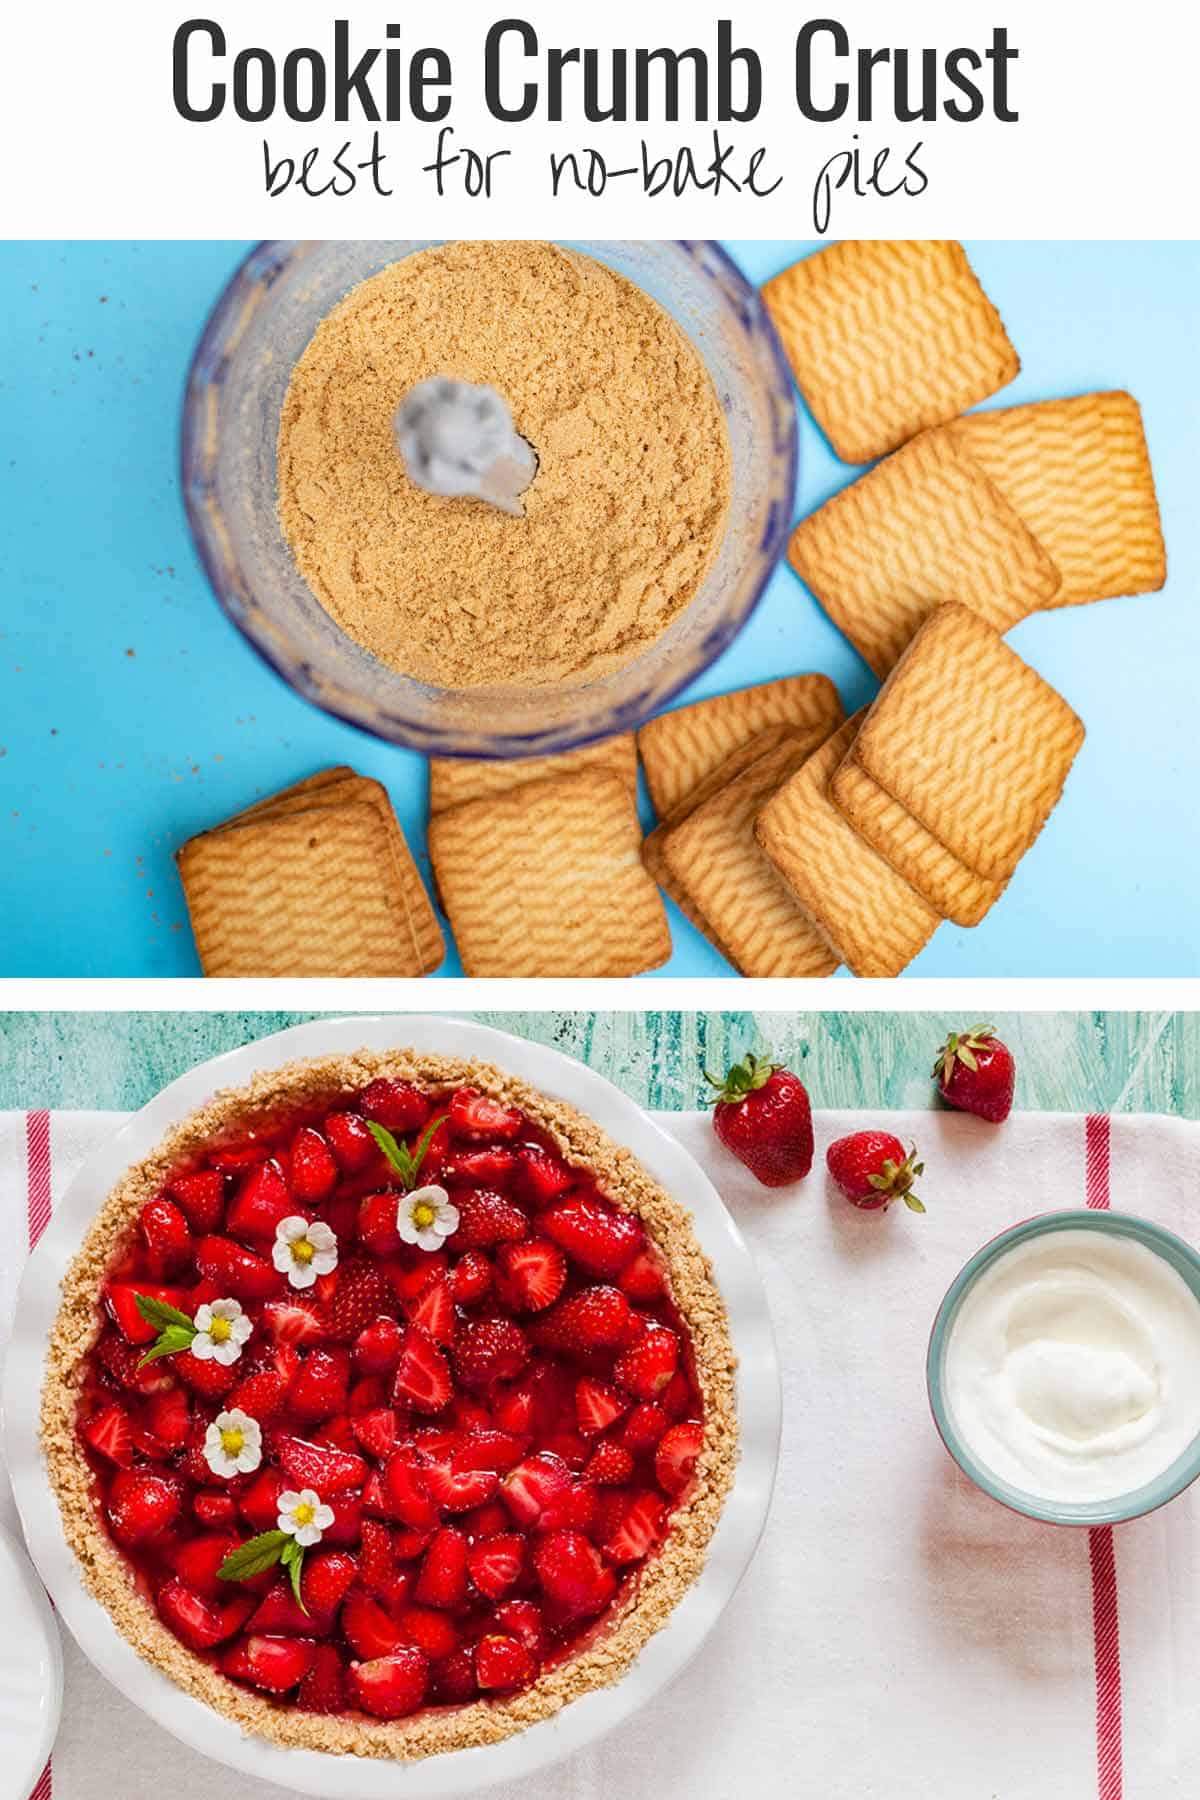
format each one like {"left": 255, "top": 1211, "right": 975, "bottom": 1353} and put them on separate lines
{"left": 927, "top": 1211, "right": 1200, "bottom": 1526}
{"left": 181, "top": 239, "right": 797, "bottom": 759}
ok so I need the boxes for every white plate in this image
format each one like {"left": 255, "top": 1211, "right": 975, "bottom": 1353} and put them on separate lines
{"left": 3, "top": 1015, "right": 780, "bottom": 1798}
{"left": 0, "top": 1522, "right": 63, "bottom": 1793}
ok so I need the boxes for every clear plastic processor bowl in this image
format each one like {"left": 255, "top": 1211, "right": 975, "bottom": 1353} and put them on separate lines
{"left": 181, "top": 240, "right": 798, "bottom": 759}
{"left": 926, "top": 1209, "right": 1200, "bottom": 1527}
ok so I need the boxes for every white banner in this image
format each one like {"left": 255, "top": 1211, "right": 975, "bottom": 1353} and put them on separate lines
{"left": 4, "top": 0, "right": 1197, "bottom": 238}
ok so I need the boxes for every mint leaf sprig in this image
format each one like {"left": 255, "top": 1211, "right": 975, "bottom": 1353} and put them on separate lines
{"left": 368, "top": 1114, "right": 449, "bottom": 1191}
{"left": 218, "top": 1529, "right": 308, "bottom": 1611}
{"left": 134, "top": 1293, "right": 197, "bottom": 1367}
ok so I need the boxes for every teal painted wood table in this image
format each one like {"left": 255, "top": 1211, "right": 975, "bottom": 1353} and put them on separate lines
{"left": 0, "top": 1010, "right": 1193, "bottom": 1120}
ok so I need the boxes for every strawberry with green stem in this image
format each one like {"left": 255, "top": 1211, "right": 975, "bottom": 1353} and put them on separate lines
{"left": 933, "top": 1025, "right": 1015, "bottom": 1123}
{"left": 826, "top": 1133, "right": 926, "bottom": 1213}
{"left": 704, "top": 1050, "right": 814, "bottom": 1187}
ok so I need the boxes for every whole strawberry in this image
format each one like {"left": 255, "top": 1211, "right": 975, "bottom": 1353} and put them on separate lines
{"left": 933, "top": 1025, "right": 1014, "bottom": 1123}
{"left": 705, "top": 1052, "right": 813, "bottom": 1187}
{"left": 826, "top": 1132, "right": 925, "bottom": 1213}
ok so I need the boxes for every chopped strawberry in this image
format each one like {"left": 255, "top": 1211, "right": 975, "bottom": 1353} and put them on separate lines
{"left": 383, "top": 1448, "right": 440, "bottom": 1531}
{"left": 276, "top": 1434, "right": 366, "bottom": 1495}
{"left": 96, "top": 1328, "right": 176, "bottom": 1394}
{"left": 585, "top": 1441, "right": 635, "bottom": 1485}
{"left": 225, "top": 1158, "right": 294, "bottom": 1244}
{"left": 321, "top": 1259, "right": 396, "bottom": 1345}
{"left": 420, "top": 1460, "right": 499, "bottom": 1513}
{"left": 618, "top": 1246, "right": 667, "bottom": 1303}
{"left": 475, "top": 1632, "right": 535, "bottom": 1691}
{"left": 222, "top": 1633, "right": 317, "bottom": 1695}
{"left": 360, "top": 1078, "right": 432, "bottom": 1132}
{"left": 444, "top": 1147, "right": 516, "bottom": 1188}
{"left": 139, "top": 1197, "right": 192, "bottom": 1279}
{"left": 493, "top": 1597, "right": 544, "bottom": 1656}
{"left": 513, "top": 1142, "right": 574, "bottom": 1208}
{"left": 323, "top": 1110, "right": 378, "bottom": 1170}
{"left": 415, "top": 1526, "right": 469, "bottom": 1609}
{"left": 358, "top": 1519, "right": 396, "bottom": 1596}
{"left": 659, "top": 1370, "right": 693, "bottom": 1422}
{"left": 227, "top": 1366, "right": 289, "bottom": 1423}
{"left": 533, "top": 1529, "right": 615, "bottom": 1618}
{"left": 208, "top": 1140, "right": 271, "bottom": 1172}
{"left": 450, "top": 1190, "right": 530, "bottom": 1251}
{"left": 195, "top": 1235, "right": 280, "bottom": 1302}
{"left": 351, "top": 1406, "right": 402, "bottom": 1462}
{"left": 394, "top": 1603, "right": 461, "bottom": 1661}
{"left": 353, "top": 1315, "right": 406, "bottom": 1375}
{"left": 575, "top": 1377, "right": 628, "bottom": 1437}
{"left": 447, "top": 1249, "right": 493, "bottom": 1306}
{"left": 289, "top": 1347, "right": 351, "bottom": 1422}
{"left": 247, "top": 1581, "right": 317, "bottom": 1637}
{"left": 448, "top": 1088, "right": 523, "bottom": 1142}
{"left": 167, "top": 1168, "right": 226, "bottom": 1233}
{"left": 539, "top": 1285, "right": 633, "bottom": 1354}
{"left": 238, "top": 1468, "right": 287, "bottom": 1531}
{"left": 454, "top": 1318, "right": 529, "bottom": 1388}
{"left": 147, "top": 1385, "right": 192, "bottom": 1450}
{"left": 322, "top": 1488, "right": 364, "bottom": 1547}
{"left": 408, "top": 1274, "right": 456, "bottom": 1347}
{"left": 158, "top": 1578, "right": 249, "bottom": 1650}
{"left": 106, "top": 1470, "right": 182, "bottom": 1545}
{"left": 296, "top": 1643, "right": 346, "bottom": 1714}
{"left": 541, "top": 1195, "right": 644, "bottom": 1277}
{"left": 501, "top": 1453, "right": 572, "bottom": 1527}
{"left": 175, "top": 1349, "right": 240, "bottom": 1400}
{"left": 468, "top": 1532, "right": 524, "bottom": 1600}
{"left": 383, "top": 1247, "right": 448, "bottom": 1305}
{"left": 453, "top": 1429, "right": 525, "bottom": 1474}
{"left": 431, "top": 1645, "right": 478, "bottom": 1703}
{"left": 301, "top": 1548, "right": 358, "bottom": 1616}
{"left": 604, "top": 1491, "right": 666, "bottom": 1563}
{"left": 619, "top": 1402, "right": 669, "bottom": 1454}
{"left": 348, "top": 1646, "right": 428, "bottom": 1719}
{"left": 342, "top": 1590, "right": 401, "bottom": 1660}
{"left": 496, "top": 1239, "right": 566, "bottom": 1313}
{"left": 82, "top": 1401, "right": 134, "bottom": 1467}
{"left": 614, "top": 1322, "right": 679, "bottom": 1400}
{"left": 392, "top": 1326, "right": 452, "bottom": 1414}
{"left": 655, "top": 1420, "right": 703, "bottom": 1498}
{"left": 285, "top": 1126, "right": 337, "bottom": 1203}
{"left": 104, "top": 1280, "right": 190, "bottom": 1345}
{"left": 193, "top": 1490, "right": 239, "bottom": 1530}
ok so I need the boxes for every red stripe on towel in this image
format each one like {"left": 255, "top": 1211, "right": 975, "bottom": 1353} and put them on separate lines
{"left": 1085, "top": 1113, "right": 1123, "bottom": 1800}
{"left": 25, "top": 1113, "right": 53, "bottom": 1800}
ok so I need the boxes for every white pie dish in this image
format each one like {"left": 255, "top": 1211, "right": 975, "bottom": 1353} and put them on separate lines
{"left": 2, "top": 1014, "right": 781, "bottom": 1798}
{"left": 0, "top": 1522, "right": 63, "bottom": 1794}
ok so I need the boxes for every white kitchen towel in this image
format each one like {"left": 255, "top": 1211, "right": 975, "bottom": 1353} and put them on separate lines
{"left": 3, "top": 1106, "right": 1199, "bottom": 1800}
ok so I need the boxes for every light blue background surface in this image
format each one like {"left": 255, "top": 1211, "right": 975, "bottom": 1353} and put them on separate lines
{"left": 1, "top": 240, "right": 1196, "bottom": 977}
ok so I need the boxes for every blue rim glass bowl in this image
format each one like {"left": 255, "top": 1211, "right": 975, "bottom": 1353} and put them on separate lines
{"left": 927, "top": 1209, "right": 1200, "bottom": 1527}
{"left": 180, "top": 240, "right": 798, "bottom": 759}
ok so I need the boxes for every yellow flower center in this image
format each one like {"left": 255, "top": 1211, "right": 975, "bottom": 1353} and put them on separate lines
{"left": 292, "top": 1238, "right": 315, "bottom": 1264}
{"left": 220, "top": 1427, "right": 245, "bottom": 1456}
{"left": 293, "top": 1501, "right": 315, "bottom": 1527}
{"left": 412, "top": 1201, "right": 437, "bottom": 1230}
{"left": 209, "top": 1316, "right": 232, "bottom": 1343}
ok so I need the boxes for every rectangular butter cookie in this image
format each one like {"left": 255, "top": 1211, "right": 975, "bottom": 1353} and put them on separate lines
{"left": 762, "top": 239, "right": 1020, "bottom": 464}
{"left": 788, "top": 429, "right": 1062, "bottom": 678}
{"left": 853, "top": 602, "right": 1086, "bottom": 883}
{"left": 428, "top": 734, "right": 637, "bottom": 816}
{"left": 637, "top": 674, "right": 844, "bottom": 818}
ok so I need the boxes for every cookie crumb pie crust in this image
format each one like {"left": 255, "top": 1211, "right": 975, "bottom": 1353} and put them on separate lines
{"left": 41, "top": 1051, "right": 738, "bottom": 1760}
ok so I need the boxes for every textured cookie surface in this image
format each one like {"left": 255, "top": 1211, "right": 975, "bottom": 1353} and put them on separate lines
{"left": 429, "top": 735, "right": 637, "bottom": 816}
{"left": 179, "top": 798, "right": 444, "bottom": 978}
{"left": 945, "top": 390, "right": 1166, "bottom": 607}
{"left": 829, "top": 755, "right": 1004, "bottom": 928}
{"left": 661, "top": 737, "right": 839, "bottom": 979}
{"left": 855, "top": 603, "right": 1085, "bottom": 882}
{"left": 638, "top": 674, "right": 844, "bottom": 818}
{"left": 756, "top": 719, "right": 941, "bottom": 978}
{"left": 429, "top": 770, "right": 671, "bottom": 977}
{"left": 762, "top": 239, "right": 1020, "bottom": 464}
{"left": 788, "top": 430, "right": 1062, "bottom": 677}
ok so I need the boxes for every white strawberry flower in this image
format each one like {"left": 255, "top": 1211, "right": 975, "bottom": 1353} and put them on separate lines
{"left": 203, "top": 1408, "right": 263, "bottom": 1478}
{"left": 272, "top": 1216, "right": 338, "bottom": 1289}
{"left": 277, "top": 1487, "right": 334, "bottom": 1548}
{"left": 397, "top": 1183, "right": 459, "bottom": 1252}
{"left": 191, "top": 1296, "right": 253, "bottom": 1365}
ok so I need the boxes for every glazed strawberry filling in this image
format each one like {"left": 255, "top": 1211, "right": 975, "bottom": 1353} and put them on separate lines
{"left": 76, "top": 1079, "right": 705, "bottom": 1721}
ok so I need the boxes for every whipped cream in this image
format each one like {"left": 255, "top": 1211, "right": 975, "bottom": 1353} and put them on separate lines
{"left": 944, "top": 1227, "right": 1200, "bottom": 1504}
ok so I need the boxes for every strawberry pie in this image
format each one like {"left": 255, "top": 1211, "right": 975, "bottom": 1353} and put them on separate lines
{"left": 42, "top": 1051, "right": 737, "bottom": 1759}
